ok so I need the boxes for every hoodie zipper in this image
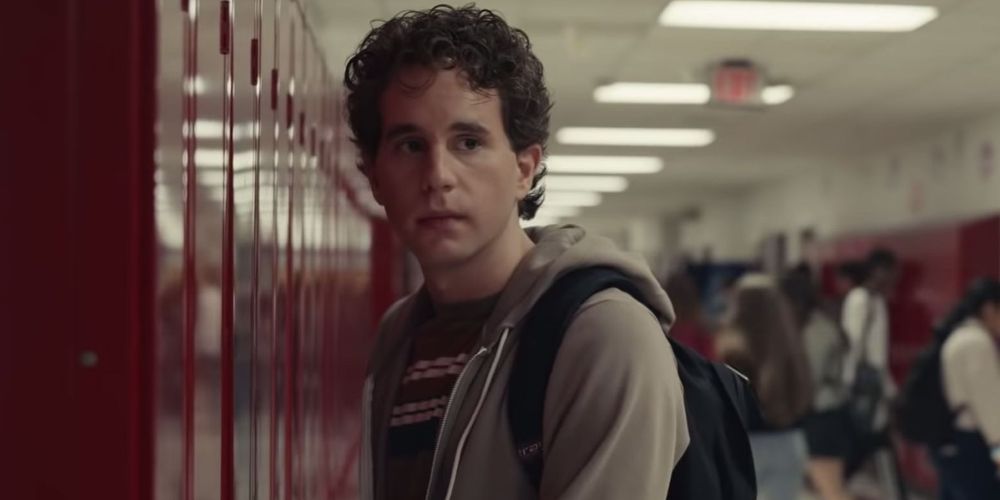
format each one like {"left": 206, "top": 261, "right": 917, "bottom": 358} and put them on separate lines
{"left": 423, "top": 342, "right": 491, "bottom": 500}
{"left": 442, "top": 328, "right": 511, "bottom": 500}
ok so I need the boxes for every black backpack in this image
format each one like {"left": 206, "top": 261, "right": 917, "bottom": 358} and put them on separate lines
{"left": 507, "top": 266, "right": 761, "bottom": 500}
{"left": 895, "top": 277, "right": 1000, "bottom": 448}
{"left": 894, "top": 321, "right": 963, "bottom": 447}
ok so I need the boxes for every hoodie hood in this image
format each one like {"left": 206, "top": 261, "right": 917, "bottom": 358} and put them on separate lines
{"left": 368, "top": 224, "right": 676, "bottom": 378}
{"left": 482, "top": 224, "right": 676, "bottom": 339}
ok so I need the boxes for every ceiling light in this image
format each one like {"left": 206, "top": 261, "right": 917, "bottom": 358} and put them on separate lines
{"left": 545, "top": 175, "right": 628, "bottom": 193}
{"left": 659, "top": 1, "right": 938, "bottom": 32}
{"left": 761, "top": 84, "right": 795, "bottom": 105}
{"left": 187, "top": 120, "right": 256, "bottom": 140}
{"left": 184, "top": 76, "right": 207, "bottom": 95}
{"left": 557, "top": 127, "right": 715, "bottom": 147}
{"left": 543, "top": 191, "right": 603, "bottom": 207}
{"left": 156, "top": 209, "right": 185, "bottom": 249}
{"left": 546, "top": 156, "right": 663, "bottom": 174}
{"left": 596, "top": 81, "right": 795, "bottom": 106}
{"left": 595, "top": 82, "right": 710, "bottom": 104}
{"left": 193, "top": 149, "right": 256, "bottom": 170}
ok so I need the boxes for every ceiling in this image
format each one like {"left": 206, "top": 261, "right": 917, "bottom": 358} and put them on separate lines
{"left": 306, "top": 0, "right": 1000, "bottom": 215}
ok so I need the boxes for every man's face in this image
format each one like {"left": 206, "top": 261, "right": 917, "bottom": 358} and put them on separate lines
{"left": 368, "top": 67, "right": 538, "bottom": 270}
{"left": 872, "top": 265, "right": 899, "bottom": 296}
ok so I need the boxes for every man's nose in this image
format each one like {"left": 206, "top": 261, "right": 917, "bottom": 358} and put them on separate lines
{"left": 422, "top": 145, "right": 458, "bottom": 193}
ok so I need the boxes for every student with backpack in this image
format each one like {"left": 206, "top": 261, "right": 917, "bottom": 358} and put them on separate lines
{"left": 838, "top": 249, "right": 912, "bottom": 499}
{"left": 897, "top": 278, "right": 1000, "bottom": 499}
{"left": 344, "top": 6, "right": 757, "bottom": 500}
{"left": 841, "top": 249, "right": 898, "bottom": 437}
{"left": 781, "top": 266, "right": 853, "bottom": 500}
{"left": 715, "top": 274, "right": 814, "bottom": 500}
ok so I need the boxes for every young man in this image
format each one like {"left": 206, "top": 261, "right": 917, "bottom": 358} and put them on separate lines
{"left": 344, "top": 6, "right": 688, "bottom": 500}
{"left": 840, "top": 248, "right": 906, "bottom": 498}
{"left": 841, "top": 248, "right": 899, "bottom": 421}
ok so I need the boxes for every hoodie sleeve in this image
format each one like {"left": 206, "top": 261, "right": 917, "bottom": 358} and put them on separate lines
{"left": 538, "top": 289, "right": 689, "bottom": 500}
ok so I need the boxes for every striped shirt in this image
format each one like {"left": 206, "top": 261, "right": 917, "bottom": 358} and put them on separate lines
{"left": 386, "top": 293, "right": 499, "bottom": 499}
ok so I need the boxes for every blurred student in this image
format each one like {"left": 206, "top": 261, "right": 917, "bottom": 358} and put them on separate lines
{"left": 841, "top": 249, "right": 898, "bottom": 434}
{"left": 716, "top": 274, "right": 813, "bottom": 500}
{"left": 934, "top": 278, "right": 1000, "bottom": 499}
{"left": 781, "top": 266, "right": 853, "bottom": 500}
{"left": 840, "top": 249, "right": 908, "bottom": 499}
{"left": 664, "top": 272, "right": 714, "bottom": 359}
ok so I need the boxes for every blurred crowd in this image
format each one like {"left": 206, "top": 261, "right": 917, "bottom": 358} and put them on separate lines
{"left": 662, "top": 249, "right": 1000, "bottom": 500}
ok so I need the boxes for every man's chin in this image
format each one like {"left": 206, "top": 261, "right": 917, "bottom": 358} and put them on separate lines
{"left": 408, "top": 239, "right": 470, "bottom": 267}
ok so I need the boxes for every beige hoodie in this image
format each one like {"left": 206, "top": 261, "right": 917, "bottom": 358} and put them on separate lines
{"left": 360, "top": 225, "right": 690, "bottom": 500}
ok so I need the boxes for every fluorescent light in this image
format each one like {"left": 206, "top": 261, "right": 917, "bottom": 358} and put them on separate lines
{"left": 546, "top": 156, "right": 663, "bottom": 174}
{"left": 597, "top": 81, "right": 795, "bottom": 106}
{"left": 557, "top": 127, "right": 715, "bottom": 147}
{"left": 762, "top": 85, "right": 795, "bottom": 105}
{"left": 155, "top": 208, "right": 185, "bottom": 249}
{"left": 545, "top": 175, "right": 628, "bottom": 193}
{"left": 659, "top": 1, "right": 938, "bottom": 32}
{"left": 595, "top": 82, "right": 710, "bottom": 104}
{"left": 543, "top": 191, "right": 602, "bottom": 207}
{"left": 184, "top": 76, "right": 206, "bottom": 95}
{"left": 186, "top": 120, "right": 256, "bottom": 140}
{"left": 194, "top": 149, "right": 256, "bottom": 170}
{"left": 534, "top": 206, "right": 582, "bottom": 218}
{"left": 195, "top": 149, "right": 225, "bottom": 168}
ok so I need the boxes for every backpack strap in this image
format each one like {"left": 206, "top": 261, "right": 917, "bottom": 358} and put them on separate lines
{"left": 859, "top": 289, "right": 876, "bottom": 363}
{"left": 506, "top": 266, "right": 645, "bottom": 491}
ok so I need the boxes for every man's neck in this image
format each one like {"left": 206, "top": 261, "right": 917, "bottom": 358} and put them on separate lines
{"left": 422, "top": 220, "right": 534, "bottom": 304}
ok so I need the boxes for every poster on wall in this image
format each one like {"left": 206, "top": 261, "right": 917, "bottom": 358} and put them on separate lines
{"left": 981, "top": 141, "right": 995, "bottom": 180}
{"left": 930, "top": 144, "right": 947, "bottom": 179}
{"left": 908, "top": 180, "right": 925, "bottom": 214}
{"left": 952, "top": 130, "right": 967, "bottom": 167}
{"left": 886, "top": 155, "right": 902, "bottom": 188}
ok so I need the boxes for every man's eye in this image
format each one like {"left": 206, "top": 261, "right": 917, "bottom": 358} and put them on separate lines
{"left": 457, "top": 137, "right": 481, "bottom": 151}
{"left": 397, "top": 139, "right": 423, "bottom": 153}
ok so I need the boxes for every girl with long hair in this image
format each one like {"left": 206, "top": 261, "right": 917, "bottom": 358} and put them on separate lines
{"left": 716, "top": 274, "right": 814, "bottom": 500}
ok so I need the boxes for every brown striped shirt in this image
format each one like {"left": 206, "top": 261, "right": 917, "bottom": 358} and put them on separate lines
{"left": 386, "top": 293, "right": 499, "bottom": 499}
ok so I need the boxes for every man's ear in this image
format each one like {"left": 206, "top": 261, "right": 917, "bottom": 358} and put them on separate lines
{"left": 515, "top": 144, "right": 542, "bottom": 198}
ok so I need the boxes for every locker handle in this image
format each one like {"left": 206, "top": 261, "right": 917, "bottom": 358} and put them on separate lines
{"left": 271, "top": 70, "right": 278, "bottom": 111}
{"left": 251, "top": 38, "right": 259, "bottom": 86}
{"left": 220, "top": 1, "right": 230, "bottom": 55}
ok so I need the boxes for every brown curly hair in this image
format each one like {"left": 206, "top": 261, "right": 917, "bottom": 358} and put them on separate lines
{"left": 343, "top": 4, "right": 552, "bottom": 220}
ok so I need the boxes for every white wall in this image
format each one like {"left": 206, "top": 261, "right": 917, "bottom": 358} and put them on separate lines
{"left": 574, "top": 214, "right": 671, "bottom": 271}
{"left": 677, "top": 195, "right": 751, "bottom": 262}
{"left": 681, "top": 113, "right": 1000, "bottom": 263}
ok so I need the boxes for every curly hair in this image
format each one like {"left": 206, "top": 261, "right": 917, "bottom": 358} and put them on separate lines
{"left": 343, "top": 4, "right": 551, "bottom": 219}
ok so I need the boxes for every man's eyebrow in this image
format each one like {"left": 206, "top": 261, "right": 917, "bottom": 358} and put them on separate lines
{"left": 383, "top": 121, "right": 490, "bottom": 142}
{"left": 450, "top": 121, "right": 490, "bottom": 135}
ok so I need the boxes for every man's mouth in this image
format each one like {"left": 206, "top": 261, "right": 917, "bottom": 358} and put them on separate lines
{"left": 416, "top": 211, "right": 466, "bottom": 227}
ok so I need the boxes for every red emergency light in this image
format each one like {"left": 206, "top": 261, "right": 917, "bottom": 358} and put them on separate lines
{"left": 709, "top": 60, "right": 764, "bottom": 106}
